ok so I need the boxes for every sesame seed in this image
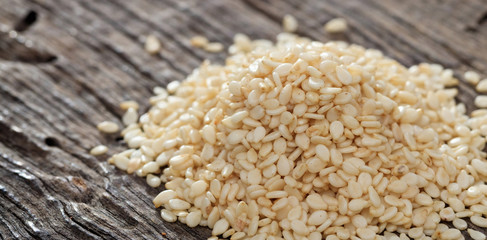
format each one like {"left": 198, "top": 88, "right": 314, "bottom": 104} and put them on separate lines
{"left": 356, "top": 228, "right": 375, "bottom": 240}
{"left": 330, "top": 121, "right": 344, "bottom": 140}
{"left": 387, "top": 180, "right": 408, "bottom": 194}
{"left": 439, "top": 207, "right": 455, "bottom": 222}
{"left": 265, "top": 191, "right": 287, "bottom": 199}
{"left": 468, "top": 229, "right": 487, "bottom": 240}
{"left": 291, "top": 220, "right": 309, "bottom": 236}
{"left": 441, "top": 229, "right": 461, "bottom": 240}
{"left": 476, "top": 78, "right": 487, "bottom": 93}
{"left": 90, "top": 145, "right": 108, "bottom": 155}
{"left": 166, "top": 81, "right": 180, "bottom": 94}
{"left": 452, "top": 218, "right": 467, "bottom": 230}
{"left": 212, "top": 219, "right": 229, "bottom": 236}
{"left": 227, "top": 130, "right": 248, "bottom": 145}
{"left": 274, "top": 63, "right": 293, "bottom": 77}
{"left": 204, "top": 42, "right": 224, "bottom": 53}
{"left": 122, "top": 108, "right": 138, "bottom": 126}
{"left": 119, "top": 101, "right": 139, "bottom": 111}
{"left": 146, "top": 174, "right": 161, "bottom": 188}
{"left": 282, "top": 15, "right": 298, "bottom": 33}
{"left": 349, "top": 199, "right": 368, "bottom": 212}
{"left": 97, "top": 121, "right": 119, "bottom": 133}
{"left": 168, "top": 199, "right": 191, "bottom": 210}
{"left": 306, "top": 193, "right": 327, "bottom": 210}
{"left": 465, "top": 70, "right": 481, "bottom": 85}
{"left": 190, "top": 180, "right": 208, "bottom": 197}
{"left": 113, "top": 155, "right": 129, "bottom": 171}
{"left": 145, "top": 34, "right": 161, "bottom": 54}
{"left": 471, "top": 215, "right": 487, "bottom": 228}
{"left": 475, "top": 95, "right": 487, "bottom": 108}
{"left": 307, "top": 210, "right": 327, "bottom": 226}
{"left": 348, "top": 181, "right": 363, "bottom": 198}
{"left": 160, "top": 209, "right": 177, "bottom": 222}
{"left": 324, "top": 18, "right": 348, "bottom": 33}
{"left": 335, "top": 66, "right": 353, "bottom": 85}
{"left": 190, "top": 35, "right": 209, "bottom": 48}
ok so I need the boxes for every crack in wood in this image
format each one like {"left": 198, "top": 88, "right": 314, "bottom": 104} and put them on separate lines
{"left": 0, "top": 32, "right": 57, "bottom": 63}
{"left": 0, "top": 120, "right": 48, "bottom": 159}
{"left": 14, "top": 10, "right": 37, "bottom": 32}
{"left": 477, "top": 10, "right": 487, "bottom": 25}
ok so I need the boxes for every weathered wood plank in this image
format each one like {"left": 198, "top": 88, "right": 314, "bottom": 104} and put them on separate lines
{"left": 1, "top": 0, "right": 487, "bottom": 239}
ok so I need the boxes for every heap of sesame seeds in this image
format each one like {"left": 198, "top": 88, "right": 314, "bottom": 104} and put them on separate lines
{"left": 106, "top": 32, "right": 487, "bottom": 240}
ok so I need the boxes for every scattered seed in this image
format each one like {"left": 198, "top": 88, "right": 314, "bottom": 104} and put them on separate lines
{"left": 190, "top": 35, "right": 209, "bottom": 48}
{"left": 97, "top": 121, "right": 119, "bottom": 133}
{"left": 205, "top": 42, "right": 224, "bottom": 53}
{"left": 90, "top": 145, "right": 108, "bottom": 155}
{"left": 120, "top": 100, "right": 139, "bottom": 111}
{"left": 324, "top": 18, "right": 348, "bottom": 33}
{"left": 145, "top": 34, "right": 161, "bottom": 54}
{"left": 283, "top": 14, "right": 298, "bottom": 32}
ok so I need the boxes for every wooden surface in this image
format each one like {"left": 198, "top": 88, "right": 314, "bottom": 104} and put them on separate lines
{"left": 1, "top": 0, "right": 487, "bottom": 239}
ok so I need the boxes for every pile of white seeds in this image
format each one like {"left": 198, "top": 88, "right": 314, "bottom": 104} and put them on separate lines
{"left": 105, "top": 32, "right": 487, "bottom": 240}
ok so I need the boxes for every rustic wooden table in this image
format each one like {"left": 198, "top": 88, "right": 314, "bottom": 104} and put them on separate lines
{"left": 1, "top": 0, "right": 487, "bottom": 239}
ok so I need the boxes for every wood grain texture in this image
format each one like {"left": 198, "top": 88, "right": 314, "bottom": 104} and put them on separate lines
{"left": 1, "top": 0, "right": 487, "bottom": 239}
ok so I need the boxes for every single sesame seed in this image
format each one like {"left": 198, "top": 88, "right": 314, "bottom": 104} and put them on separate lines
{"left": 204, "top": 42, "right": 224, "bottom": 53}
{"left": 282, "top": 14, "right": 298, "bottom": 33}
{"left": 168, "top": 199, "right": 191, "bottom": 210}
{"left": 465, "top": 70, "right": 481, "bottom": 85}
{"left": 190, "top": 35, "right": 209, "bottom": 48}
{"left": 336, "top": 66, "right": 353, "bottom": 85}
{"left": 441, "top": 229, "right": 461, "bottom": 240}
{"left": 475, "top": 95, "right": 487, "bottom": 108}
{"left": 160, "top": 209, "right": 177, "bottom": 222}
{"left": 452, "top": 218, "right": 467, "bottom": 230}
{"left": 186, "top": 211, "right": 202, "bottom": 227}
{"left": 324, "top": 18, "right": 348, "bottom": 33}
{"left": 97, "top": 121, "right": 119, "bottom": 133}
{"left": 90, "top": 145, "right": 108, "bottom": 155}
{"left": 119, "top": 100, "right": 139, "bottom": 111}
{"left": 468, "top": 229, "right": 487, "bottom": 240}
{"left": 471, "top": 215, "right": 487, "bottom": 228}
{"left": 122, "top": 108, "right": 138, "bottom": 126}
{"left": 146, "top": 174, "right": 161, "bottom": 188}
{"left": 145, "top": 34, "right": 161, "bottom": 54}
{"left": 476, "top": 78, "right": 487, "bottom": 93}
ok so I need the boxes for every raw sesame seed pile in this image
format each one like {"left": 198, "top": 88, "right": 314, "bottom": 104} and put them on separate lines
{"left": 106, "top": 33, "right": 487, "bottom": 240}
